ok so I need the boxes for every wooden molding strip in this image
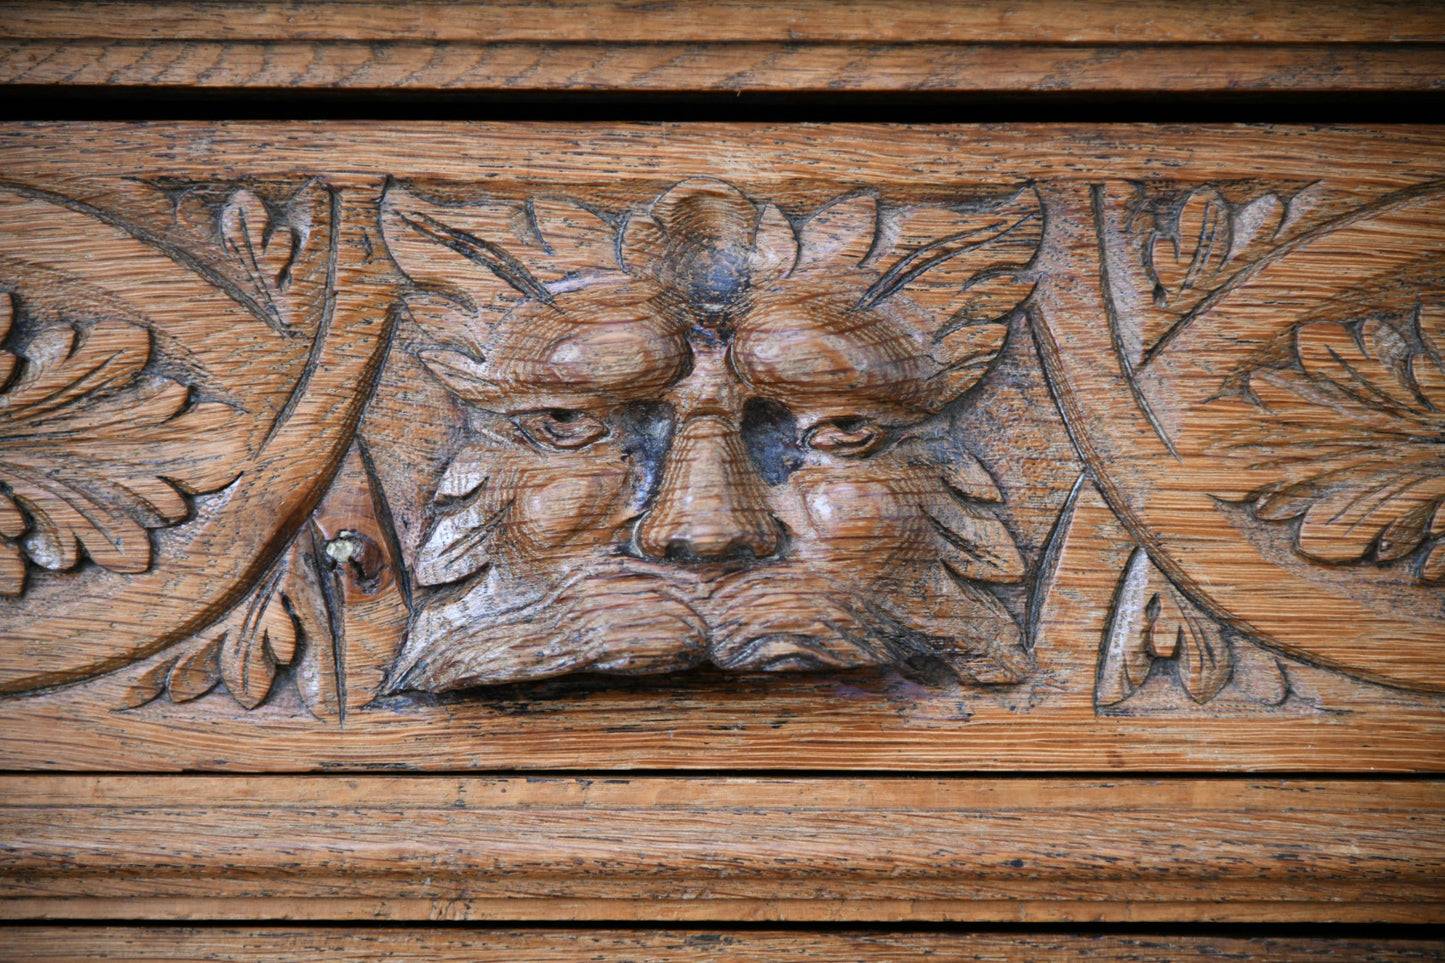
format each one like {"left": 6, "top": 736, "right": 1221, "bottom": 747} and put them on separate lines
{"left": 3, "top": 776, "right": 1443, "bottom": 923}
{"left": 2, "top": 927, "right": 1444, "bottom": 961}
{"left": 3, "top": 41, "right": 1442, "bottom": 93}
{"left": 3, "top": 2, "right": 1441, "bottom": 93}
{"left": 4, "top": 1, "right": 1442, "bottom": 45}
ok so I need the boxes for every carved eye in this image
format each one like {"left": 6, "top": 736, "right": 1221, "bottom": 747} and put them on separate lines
{"left": 803, "top": 417, "right": 888, "bottom": 457}
{"left": 514, "top": 409, "right": 609, "bottom": 451}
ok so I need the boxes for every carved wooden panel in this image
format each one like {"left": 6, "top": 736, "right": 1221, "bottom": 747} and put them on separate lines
{"left": 1, "top": 123, "right": 1443, "bottom": 772}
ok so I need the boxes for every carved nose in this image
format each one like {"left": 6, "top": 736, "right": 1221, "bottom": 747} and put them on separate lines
{"left": 635, "top": 414, "right": 782, "bottom": 561}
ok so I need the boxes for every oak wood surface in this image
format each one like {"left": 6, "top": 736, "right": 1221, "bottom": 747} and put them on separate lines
{"left": 3, "top": 1, "right": 1441, "bottom": 93}
{"left": 6, "top": 1, "right": 1441, "bottom": 44}
{"left": 2, "top": 776, "right": 1442, "bottom": 923}
{"left": 4, "top": 42, "right": 1441, "bottom": 94}
{"left": 4, "top": 927, "right": 1444, "bottom": 961}
{"left": 1, "top": 122, "right": 1443, "bottom": 773}
{"left": 3, "top": 120, "right": 1445, "bottom": 934}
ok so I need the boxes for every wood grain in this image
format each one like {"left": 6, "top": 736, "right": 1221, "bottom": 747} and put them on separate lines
{"left": 2, "top": 776, "right": 1442, "bottom": 923}
{"left": 3, "top": 2, "right": 1441, "bottom": 92}
{"left": 1, "top": 122, "right": 1443, "bottom": 772}
{"left": 6, "top": 1, "right": 1442, "bottom": 44}
{"left": 4, "top": 41, "right": 1441, "bottom": 93}
{"left": 3, "top": 927, "right": 1443, "bottom": 961}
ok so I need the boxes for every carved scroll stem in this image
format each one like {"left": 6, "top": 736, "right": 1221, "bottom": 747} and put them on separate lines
{"left": 1030, "top": 180, "right": 1445, "bottom": 693}
{"left": 0, "top": 179, "right": 397, "bottom": 697}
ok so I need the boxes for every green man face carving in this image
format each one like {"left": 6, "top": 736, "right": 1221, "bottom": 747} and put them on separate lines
{"left": 380, "top": 178, "right": 1040, "bottom": 691}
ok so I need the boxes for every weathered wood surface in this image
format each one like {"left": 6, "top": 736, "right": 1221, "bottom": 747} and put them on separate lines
{"left": 4, "top": 927, "right": 1444, "bottom": 962}
{"left": 8, "top": 1, "right": 1442, "bottom": 43}
{"left": 2, "top": 776, "right": 1442, "bottom": 923}
{"left": 0, "top": 123, "right": 1443, "bottom": 771}
{"left": 2, "top": 1, "right": 1442, "bottom": 92}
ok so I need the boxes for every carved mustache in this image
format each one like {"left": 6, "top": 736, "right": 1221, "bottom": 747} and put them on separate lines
{"left": 384, "top": 560, "right": 984, "bottom": 693}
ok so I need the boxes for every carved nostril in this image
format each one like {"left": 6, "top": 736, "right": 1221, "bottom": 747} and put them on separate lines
{"left": 635, "top": 414, "right": 783, "bottom": 562}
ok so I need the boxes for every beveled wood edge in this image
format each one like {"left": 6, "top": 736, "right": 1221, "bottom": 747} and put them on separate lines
{"left": 3, "top": 898, "right": 1442, "bottom": 925}
{"left": 3, "top": 776, "right": 1441, "bottom": 923}
{"left": 4, "top": 1, "right": 1442, "bottom": 44}
{"left": 3, "top": 41, "right": 1442, "bottom": 93}
{"left": 2, "top": 926, "right": 1444, "bottom": 960}
{"left": 3, "top": 1, "right": 1441, "bottom": 93}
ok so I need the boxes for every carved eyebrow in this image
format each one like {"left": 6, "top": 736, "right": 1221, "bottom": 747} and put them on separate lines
{"left": 401, "top": 210, "right": 556, "bottom": 308}
{"left": 858, "top": 209, "right": 1039, "bottom": 310}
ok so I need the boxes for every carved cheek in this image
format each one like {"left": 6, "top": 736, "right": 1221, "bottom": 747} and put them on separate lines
{"left": 789, "top": 464, "right": 934, "bottom": 566}
{"left": 504, "top": 455, "right": 632, "bottom": 560}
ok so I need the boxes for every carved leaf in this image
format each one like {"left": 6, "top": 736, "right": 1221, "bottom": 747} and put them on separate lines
{"left": 925, "top": 479, "right": 1025, "bottom": 585}
{"left": 1098, "top": 547, "right": 1241, "bottom": 706}
{"left": 220, "top": 188, "right": 303, "bottom": 330}
{"left": 118, "top": 528, "right": 336, "bottom": 714}
{"left": 416, "top": 496, "right": 503, "bottom": 588}
{"left": 0, "top": 298, "right": 248, "bottom": 595}
{"left": 1148, "top": 187, "right": 1286, "bottom": 310}
{"left": 115, "top": 656, "right": 179, "bottom": 712}
{"left": 1225, "top": 306, "right": 1445, "bottom": 577}
{"left": 166, "top": 635, "right": 222, "bottom": 703}
{"left": 382, "top": 185, "right": 622, "bottom": 340}
{"left": 868, "top": 190, "right": 1041, "bottom": 407}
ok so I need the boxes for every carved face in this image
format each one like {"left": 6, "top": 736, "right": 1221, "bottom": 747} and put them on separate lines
{"left": 380, "top": 179, "right": 1041, "bottom": 691}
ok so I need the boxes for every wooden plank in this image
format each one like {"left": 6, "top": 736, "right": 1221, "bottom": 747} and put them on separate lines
{"left": 3, "top": 927, "right": 1444, "bottom": 961}
{"left": 0, "top": 122, "right": 1443, "bottom": 772}
{"left": 2, "top": 776, "right": 1442, "bottom": 923}
{"left": 4, "top": 1, "right": 1442, "bottom": 44}
{"left": 3, "top": 41, "right": 1441, "bottom": 93}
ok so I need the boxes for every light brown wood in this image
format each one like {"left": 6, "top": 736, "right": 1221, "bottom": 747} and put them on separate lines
{"left": 4, "top": 927, "right": 1443, "bottom": 961}
{"left": 6, "top": 1, "right": 1442, "bottom": 44}
{"left": 2, "top": 776, "right": 1442, "bottom": 923}
{"left": 1, "top": 123, "right": 1444, "bottom": 773}
{"left": 3, "top": 42, "right": 1442, "bottom": 93}
{"left": 3, "top": 2, "right": 1441, "bottom": 92}
{"left": 3, "top": 120, "right": 1445, "bottom": 933}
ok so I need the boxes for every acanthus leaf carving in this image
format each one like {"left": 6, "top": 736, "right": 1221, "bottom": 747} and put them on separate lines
{"left": 0, "top": 290, "right": 248, "bottom": 596}
{"left": 1219, "top": 303, "right": 1445, "bottom": 582}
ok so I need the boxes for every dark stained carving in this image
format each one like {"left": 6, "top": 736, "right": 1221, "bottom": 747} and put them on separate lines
{"left": 379, "top": 178, "right": 1043, "bottom": 690}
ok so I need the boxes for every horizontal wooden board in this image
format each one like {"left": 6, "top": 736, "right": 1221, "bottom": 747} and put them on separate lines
{"left": 3, "top": 2, "right": 1441, "bottom": 92}
{"left": 3, "top": 42, "right": 1441, "bottom": 93}
{"left": 3, "top": 927, "right": 1444, "bottom": 961}
{"left": 5, "top": 1, "right": 1442, "bottom": 44}
{"left": 0, "top": 123, "right": 1443, "bottom": 772}
{"left": 2, "top": 776, "right": 1442, "bottom": 923}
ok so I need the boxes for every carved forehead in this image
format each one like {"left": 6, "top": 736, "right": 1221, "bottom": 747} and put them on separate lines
{"left": 484, "top": 281, "right": 690, "bottom": 400}
{"left": 731, "top": 288, "right": 934, "bottom": 413}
